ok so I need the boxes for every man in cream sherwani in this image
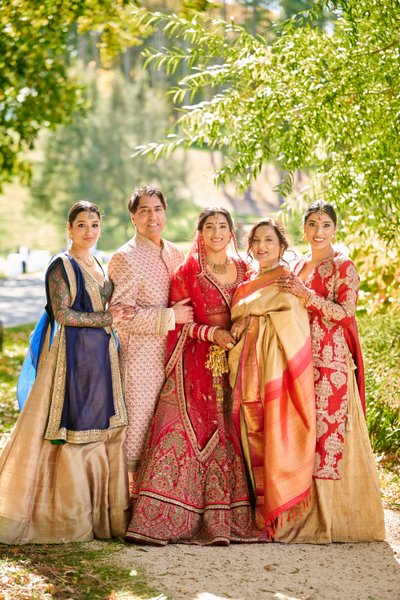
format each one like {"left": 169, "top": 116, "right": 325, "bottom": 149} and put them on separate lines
{"left": 108, "top": 185, "right": 193, "bottom": 494}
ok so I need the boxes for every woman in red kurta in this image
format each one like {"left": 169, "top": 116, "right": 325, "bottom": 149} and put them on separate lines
{"left": 276, "top": 201, "right": 385, "bottom": 543}
{"left": 125, "top": 207, "right": 263, "bottom": 545}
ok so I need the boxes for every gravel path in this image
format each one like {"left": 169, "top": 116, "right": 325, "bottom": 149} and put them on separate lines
{"left": 113, "top": 509, "right": 400, "bottom": 600}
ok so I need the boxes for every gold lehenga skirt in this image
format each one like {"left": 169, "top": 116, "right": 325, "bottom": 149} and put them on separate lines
{"left": 0, "top": 336, "right": 130, "bottom": 545}
{"left": 275, "top": 357, "right": 386, "bottom": 544}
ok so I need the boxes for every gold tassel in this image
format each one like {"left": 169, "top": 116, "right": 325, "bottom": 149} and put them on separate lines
{"left": 205, "top": 344, "right": 229, "bottom": 403}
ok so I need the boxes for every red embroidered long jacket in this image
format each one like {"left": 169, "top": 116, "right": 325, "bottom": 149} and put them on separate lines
{"left": 294, "top": 251, "right": 365, "bottom": 480}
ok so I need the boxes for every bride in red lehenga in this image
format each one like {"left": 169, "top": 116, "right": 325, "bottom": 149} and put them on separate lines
{"left": 125, "top": 207, "right": 264, "bottom": 545}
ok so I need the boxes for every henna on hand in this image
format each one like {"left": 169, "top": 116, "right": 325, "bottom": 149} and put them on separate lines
{"left": 213, "top": 328, "right": 236, "bottom": 350}
{"left": 276, "top": 272, "right": 310, "bottom": 299}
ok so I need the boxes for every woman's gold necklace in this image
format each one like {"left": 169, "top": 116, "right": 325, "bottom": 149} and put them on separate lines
{"left": 206, "top": 257, "right": 229, "bottom": 274}
{"left": 71, "top": 253, "right": 95, "bottom": 268}
{"left": 257, "top": 261, "right": 281, "bottom": 277}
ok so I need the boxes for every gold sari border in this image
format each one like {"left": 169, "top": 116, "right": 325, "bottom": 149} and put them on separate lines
{"left": 138, "top": 490, "right": 251, "bottom": 514}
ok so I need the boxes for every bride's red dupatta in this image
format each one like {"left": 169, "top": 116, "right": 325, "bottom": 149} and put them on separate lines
{"left": 164, "top": 233, "right": 249, "bottom": 452}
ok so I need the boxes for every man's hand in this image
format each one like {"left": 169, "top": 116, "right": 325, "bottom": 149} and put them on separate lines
{"left": 172, "top": 297, "right": 194, "bottom": 324}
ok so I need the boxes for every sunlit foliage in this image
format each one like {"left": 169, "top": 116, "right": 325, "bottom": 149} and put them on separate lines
{"left": 129, "top": 5, "right": 398, "bottom": 230}
{"left": 0, "top": 0, "right": 143, "bottom": 187}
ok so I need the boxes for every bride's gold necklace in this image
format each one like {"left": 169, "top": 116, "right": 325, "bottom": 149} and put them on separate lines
{"left": 71, "top": 253, "right": 95, "bottom": 268}
{"left": 206, "top": 256, "right": 229, "bottom": 275}
{"left": 257, "top": 261, "right": 281, "bottom": 277}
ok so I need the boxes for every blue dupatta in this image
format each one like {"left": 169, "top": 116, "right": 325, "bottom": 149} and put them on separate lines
{"left": 16, "top": 260, "right": 59, "bottom": 411}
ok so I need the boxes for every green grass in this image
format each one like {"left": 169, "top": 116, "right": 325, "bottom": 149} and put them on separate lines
{"left": 359, "top": 312, "right": 400, "bottom": 461}
{"left": 0, "top": 324, "right": 30, "bottom": 439}
{"left": 0, "top": 540, "right": 164, "bottom": 599}
{"left": 358, "top": 312, "right": 400, "bottom": 509}
{"left": 0, "top": 182, "right": 61, "bottom": 256}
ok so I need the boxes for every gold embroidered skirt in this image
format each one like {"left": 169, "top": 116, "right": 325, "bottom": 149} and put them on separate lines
{"left": 275, "top": 360, "right": 385, "bottom": 543}
{"left": 0, "top": 337, "right": 130, "bottom": 544}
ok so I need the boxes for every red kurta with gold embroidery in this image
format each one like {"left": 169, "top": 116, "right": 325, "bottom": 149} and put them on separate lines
{"left": 294, "top": 251, "right": 365, "bottom": 480}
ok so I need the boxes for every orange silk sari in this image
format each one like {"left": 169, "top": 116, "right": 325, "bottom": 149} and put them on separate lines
{"left": 228, "top": 267, "right": 316, "bottom": 534}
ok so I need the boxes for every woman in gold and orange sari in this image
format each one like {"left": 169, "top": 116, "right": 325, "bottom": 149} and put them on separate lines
{"left": 228, "top": 218, "right": 316, "bottom": 538}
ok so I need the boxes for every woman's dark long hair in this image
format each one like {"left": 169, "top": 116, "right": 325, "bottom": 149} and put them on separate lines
{"left": 67, "top": 201, "right": 101, "bottom": 226}
{"left": 303, "top": 200, "right": 337, "bottom": 226}
{"left": 197, "top": 206, "right": 235, "bottom": 233}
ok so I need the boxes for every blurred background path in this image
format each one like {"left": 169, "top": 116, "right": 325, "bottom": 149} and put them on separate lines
{"left": 0, "top": 274, "right": 45, "bottom": 327}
